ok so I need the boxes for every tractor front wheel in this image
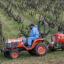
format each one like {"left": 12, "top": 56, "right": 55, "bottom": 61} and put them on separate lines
{"left": 35, "top": 43, "right": 47, "bottom": 56}
{"left": 10, "top": 51, "right": 19, "bottom": 59}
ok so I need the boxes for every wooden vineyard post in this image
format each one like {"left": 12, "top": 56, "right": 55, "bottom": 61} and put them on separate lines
{"left": 0, "top": 21, "right": 3, "bottom": 44}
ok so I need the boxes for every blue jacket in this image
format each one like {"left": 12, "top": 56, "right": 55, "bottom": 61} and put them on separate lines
{"left": 29, "top": 25, "right": 39, "bottom": 38}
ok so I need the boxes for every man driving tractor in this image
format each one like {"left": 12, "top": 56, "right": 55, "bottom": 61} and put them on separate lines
{"left": 26, "top": 24, "right": 39, "bottom": 47}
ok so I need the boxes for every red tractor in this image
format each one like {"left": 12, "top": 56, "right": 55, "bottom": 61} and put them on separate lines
{"left": 0, "top": 20, "right": 48, "bottom": 59}
{"left": 0, "top": 19, "right": 64, "bottom": 59}
{"left": 49, "top": 32, "right": 64, "bottom": 51}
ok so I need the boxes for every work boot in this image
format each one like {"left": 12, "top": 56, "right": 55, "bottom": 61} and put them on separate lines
{"left": 27, "top": 45, "right": 32, "bottom": 48}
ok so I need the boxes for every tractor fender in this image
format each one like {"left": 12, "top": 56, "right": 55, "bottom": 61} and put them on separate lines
{"left": 33, "top": 38, "right": 46, "bottom": 44}
{"left": 32, "top": 38, "right": 46, "bottom": 48}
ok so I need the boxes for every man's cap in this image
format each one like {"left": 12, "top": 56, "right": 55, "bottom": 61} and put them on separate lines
{"left": 29, "top": 24, "right": 34, "bottom": 27}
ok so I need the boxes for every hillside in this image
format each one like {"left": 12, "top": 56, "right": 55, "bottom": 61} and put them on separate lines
{"left": 0, "top": 0, "right": 64, "bottom": 39}
{"left": 0, "top": 0, "right": 39, "bottom": 39}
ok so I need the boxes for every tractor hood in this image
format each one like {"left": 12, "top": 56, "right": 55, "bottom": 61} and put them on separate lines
{"left": 6, "top": 38, "right": 22, "bottom": 43}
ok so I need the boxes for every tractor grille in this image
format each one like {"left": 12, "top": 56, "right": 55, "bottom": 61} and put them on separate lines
{"left": 5, "top": 42, "right": 18, "bottom": 48}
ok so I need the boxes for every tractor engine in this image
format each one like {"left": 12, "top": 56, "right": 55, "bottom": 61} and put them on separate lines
{"left": 5, "top": 37, "right": 26, "bottom": 48}
{"left": 51, "top": 32, "right": 64, "bottom": 44}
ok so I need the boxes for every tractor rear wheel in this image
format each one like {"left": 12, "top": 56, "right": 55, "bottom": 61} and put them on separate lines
{"left": 34, "top": 43, "right": 47, "bottom": 56}
{"left": 10, "top": 51, "right": 19, "bottom": 59}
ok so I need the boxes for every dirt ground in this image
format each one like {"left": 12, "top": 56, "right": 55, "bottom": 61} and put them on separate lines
{"left": 1, "top": 56, "right": 64, "bottom": 64}
{"left": 0, "top": 51, "right": 64, "bottom": 64}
